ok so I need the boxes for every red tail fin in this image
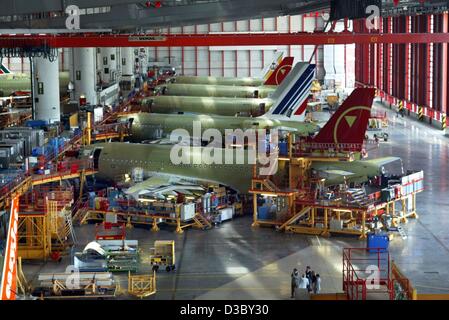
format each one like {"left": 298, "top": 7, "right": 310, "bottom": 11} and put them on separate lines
{"left": 312, "top": 88, "right": 376, "bottom": 145}
{"left": 264, "top": 57, "right": 294, "bottom": 86}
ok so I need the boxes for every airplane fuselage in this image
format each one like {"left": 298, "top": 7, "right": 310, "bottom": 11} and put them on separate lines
{"left": 121, "top": 113, "right": 318, "bottom": 141}
{"left": 89, "top": 143, "right": 387, "bottom": 194}
{"left": 94, "top": 143, "right": 255, "bottom": 192}
{"left": 172, "top": 75, "right": 266, "bottom": 87}
{"left": 160, "top": 83, "right": 276, "bottom": 98}
{"left": 142, "top": 96, "right": 274, "bottom": 116}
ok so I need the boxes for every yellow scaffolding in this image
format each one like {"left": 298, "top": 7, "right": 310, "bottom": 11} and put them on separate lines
{"left": 128, "top": 272, "right": 157, "bottom": 299}
{"left": 17, "top": 199, "right": 74, "bottom": 260}
{"left": 250, "top": 135, "right": 422, "bottom": 239}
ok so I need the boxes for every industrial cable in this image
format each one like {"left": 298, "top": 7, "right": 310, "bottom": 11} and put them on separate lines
{"left": 0, "top": 46, "right": 58, "bottom": 62}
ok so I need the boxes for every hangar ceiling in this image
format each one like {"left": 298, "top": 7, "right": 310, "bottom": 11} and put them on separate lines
{"left": 0, "top": 0, "right": 447, "bottom": 32}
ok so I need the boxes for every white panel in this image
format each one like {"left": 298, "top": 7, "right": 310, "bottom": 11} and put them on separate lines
{"left": 223, "top": 51, "right": 235, "bottom": 77}
{"left": 263, "top": 18, "right": 275, "bottom": 31}
{"left": 346, "top": 44, "right": 356, "bottom": 88}
{"left": 197, "top": 47, "right": 209, "bottom": 76}
{"left": 304, "top": 16, "right": 316, "bottom": 32}
{"left": 249, "top": 19, "right": 262, "bottom": 32}
{"left": 197, "top": 24, "right": 209, "bottom": 33}
{"left": 251, "top": 50, "right": 263, "bottom": 71}
{"left": 170, "top": 27, "right": 182, "bottom": 34}
{"left": 303, "top": 45, "right": 315, "bottom": 62}
{"left": 236, "top": 20, "right": 249, "bottom": 31}
{"left": 222, "top": 22, "right": 235, "bottom": 32}
{"left": 290, "top": 15, "right": 302, "bottom": 32}
{"left": 183, "top": 26, "right": 195, "bottom": 34}
{"left": 277, "top": 16, "right": 289, "bottom": 32}
{"left": 183, "top": 48, "right": 196, "bottom": 75}
{"left": 210, "top": 51, "right": 223, "bottom": 77}
{"left": 236, "top": 50, "right": 249, "bottom": 77}
{"left": 210, "top": 46, "right": 278, "bottom": 51}
{"left": 209, "top": 23, "right": 222, "bottom": 32}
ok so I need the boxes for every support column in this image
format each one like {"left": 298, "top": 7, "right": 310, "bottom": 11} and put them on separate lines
{"left": 99, "top": 47, "right": 118, "bottom": 85}
{"left": 72, "top": 48, "right": 97, "bottom": 105}
{"left": 33, "top": 55, "right": 60, "bottom": 124}
{"left": 121, "top": 47, "right": 135, "bottom": 77}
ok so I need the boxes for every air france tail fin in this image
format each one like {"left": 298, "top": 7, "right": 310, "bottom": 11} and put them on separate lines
{"left": 261, "top": 63, "right": 315, "bottom": 121}
{"left": 260, "top": 51, "right": 284, "bottom": 80}
{"left": 312, "top": 88, "right": 376, "bottom": 145}
{"left": 263, "top": 57, "right": 294, "bottom": 86}
{"left": 0, "top": 63, "right": 12, "bottom": 75}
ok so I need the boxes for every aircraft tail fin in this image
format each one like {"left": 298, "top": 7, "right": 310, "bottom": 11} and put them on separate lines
{"left": 0, "top": 63, "right": 12, "bottom": 75}
{"left": 260, "top": 51, "right": 284, "bottom": 80}
{"left": 261, "top": 63, "right": 315, "bottom": 121}
{"left": 312, "top": 88, "right": 376, "bottom": 145}
{"left": 263, "top": 57, "right": 294, "bottom": 86}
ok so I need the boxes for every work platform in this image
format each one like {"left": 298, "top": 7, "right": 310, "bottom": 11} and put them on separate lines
{"left": 75, "top": 206, "right": 212, "bottom": 234}
{"left": 250, "top": 136, "right": 423, "bottom": 239}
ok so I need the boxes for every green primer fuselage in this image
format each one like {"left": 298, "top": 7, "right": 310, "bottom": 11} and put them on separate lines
{"left": 0, "top": 72, "right": 70, "bottom": 95}
{"left": 142, "top": 95, "right": 273, "bottom": 116}
{"left": 173, "top": 75, "right": 265, "bottom": 87}
{"left": 122, "top": 113, "right": 318, "bottom": 141}
{"left": 162, "top": 83, "right": 276, "bottom": 98}
{"left": 93, "top": 143, "right": 391, "bottom": 193}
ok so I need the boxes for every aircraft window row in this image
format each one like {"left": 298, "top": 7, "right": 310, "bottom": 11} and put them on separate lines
{"left": 104, "top": 158, "right": 151, "bottom": 165}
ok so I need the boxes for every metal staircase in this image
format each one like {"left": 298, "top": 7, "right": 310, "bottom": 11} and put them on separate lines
{"left": 193, "top": 213, "right": 212, "bottom": 230}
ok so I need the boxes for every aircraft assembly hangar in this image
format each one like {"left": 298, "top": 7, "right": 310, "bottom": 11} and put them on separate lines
{"left": 0, "top": 0, "right": 448, "bottom": 306}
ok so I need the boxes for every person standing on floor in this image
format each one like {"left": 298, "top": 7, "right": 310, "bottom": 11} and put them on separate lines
{"left": 299, "top": 274, "right": 309, "bottom": 289}
{"left": 311, "top": 271, "right": 317, "bottom": 294}
{"left": 291, "top": 268, "right": 299, "bottom": 299}
{"left": 305, "top": 266, "right": 313, "bottom": 292}
{"left": 314, "top": 274, "right": 321, "bottom": 294}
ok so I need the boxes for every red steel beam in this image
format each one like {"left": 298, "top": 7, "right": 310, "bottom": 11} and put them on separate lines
{"left": 2, "top": 32, "right": 449, "bottom": 48}
{"left": 405, "top": 15, "right": 410, "bottom": 101}
{"left": 442, "top": 13, "right": 448, "bottom": 115}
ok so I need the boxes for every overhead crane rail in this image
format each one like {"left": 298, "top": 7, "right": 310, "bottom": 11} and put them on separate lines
{"left": 1, "top": 31, "right": 449, "bottom": 48}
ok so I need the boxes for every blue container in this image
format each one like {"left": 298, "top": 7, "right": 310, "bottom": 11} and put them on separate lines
{"left": 88, "top": 192, "right": 96, "bottom": 209}
{"left": 257, "top": 206, "right": 270, "bottom": 220}
{"left": 279, "top": 142, "right": 288, "bottom": 156}
{"left": 74, "top": 128, "right": 82, "bottom": 136}
{"left": 367, "top": 233, "right": 389, "bottom": 253}
{"left": 26, "top": 120, "right": 47, "bottom": 128}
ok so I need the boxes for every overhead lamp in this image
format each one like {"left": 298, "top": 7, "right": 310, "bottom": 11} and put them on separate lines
{"left": 261, "top": 194, "right": 277, "bottom": 198}
{"left": 139, "top": 198, "right": 157, "bottom": 203}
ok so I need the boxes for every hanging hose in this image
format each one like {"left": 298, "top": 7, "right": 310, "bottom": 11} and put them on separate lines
{"left": 0, "top": 46, "right": 58, "bottom": 62}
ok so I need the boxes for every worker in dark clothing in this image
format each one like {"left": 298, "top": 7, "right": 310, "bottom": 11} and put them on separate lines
{"left": 311, "top": 271, "right": 317, "bottom": 294}
{"left": 291, "top": 268, "right": 299, "bottom": 298}
{"left": 305, "top": 266, "right": 313, "bottom": 292}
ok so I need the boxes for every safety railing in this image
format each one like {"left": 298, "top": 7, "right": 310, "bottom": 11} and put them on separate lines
{"left": 92, "top": 122, "right": 130, "bottom": 138}
{"left": 19, "top": 187, "right": 74, "bottom": 214}
{"left": 292, "top": 141, "right": 364, "bottom": 159}
{"left": 37, "top": 133, "right": 83, "bottom": 164}
{"left": 31, "top": 158, "right": 95, "bottom": 185}
{"left": 343, "top": 248, "right": 392, "bottom": 300}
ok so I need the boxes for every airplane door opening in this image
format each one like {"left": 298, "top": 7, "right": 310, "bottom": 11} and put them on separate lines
{"left": 93, "top": 148, "right": 102, "bottom": 169}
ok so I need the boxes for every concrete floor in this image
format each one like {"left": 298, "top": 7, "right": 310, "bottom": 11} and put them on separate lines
{"left": 21, "top": 100, "right": 449, "bottom": 299}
